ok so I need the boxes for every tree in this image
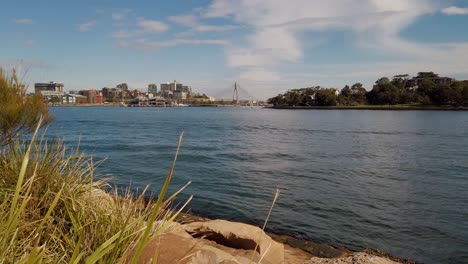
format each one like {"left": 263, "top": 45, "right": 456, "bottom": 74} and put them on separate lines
{"left": 416, "top": 72, "right": 439, "bottom": 78}
{"left": 337, "top": 85, "right": 351, "bottom": 105}
{"left": 463, "top": 83, "right": 468, "bottom": 106}
{"left": 315, "top": 89, "right": 337, "bottom": 106}
{"left": 375, "top": 77, "right": 390, "bottom": 85}
{"left": 0, "top": 68, "right": 52, "bottom": 146}
{"left": 286, "top": 91, "right": 302, "bottom": 106}
{"left": 428, "top": 84, "right": 452, "bottom": 105}
{"left": 350, "top": 83, "right": 367, "bottom": 104}
{"left": 341, "top": 85, "right": 351, "bottom": 97}
{"left": 367, "top": 81, "right": 400, "bottom": 105}
{"left": 391, "top": 74, "right": 409, "bottom": 89}
{"left": 267, "top": 94, "right": 286, "bottom": 105}
{"left": 416, "top": 79, "right": 435, "bottom": 97}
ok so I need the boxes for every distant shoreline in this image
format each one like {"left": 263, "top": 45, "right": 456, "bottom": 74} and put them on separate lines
{"left": 267, "top": 105, "right": 468, "bottom": 111}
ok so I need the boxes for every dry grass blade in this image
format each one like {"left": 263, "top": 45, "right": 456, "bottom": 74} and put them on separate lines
{"left": 251, "top": 188, "right": 280, "bottom": 263}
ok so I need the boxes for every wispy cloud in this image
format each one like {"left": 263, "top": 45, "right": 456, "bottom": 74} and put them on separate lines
{"left": 112, "top": 9, "right": 132, "bottom": 21}
{"left": 442, "top": 6, "right": 468, "bottom": 15}
{"left": 112, "top": 18, "right": 169, "bottom": 38}
{"left": 78, "top": 20, "right": 96, "bottom": 32}
{"left": 117, "top": 38, "right": 228, "bottom": 51}
{"left": 138, "top": 19, "right": 169, "bottom": 33}
{"left": 168, "top": 14, "right": 238, "bottom": 33}
{"left": 14, "top": 18, "right": 33, "bottom": 24}
{"left": 168, "top": 15, "right": 198, "bottom": 27}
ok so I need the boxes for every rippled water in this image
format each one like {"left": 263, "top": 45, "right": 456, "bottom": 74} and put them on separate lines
{"left": 47, "top": 107, "right": 468, "bottom": 264}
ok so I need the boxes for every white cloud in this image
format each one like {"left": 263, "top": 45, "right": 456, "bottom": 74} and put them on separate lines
{"left": 168, "top": 14, "right": 238, "bottom": 32}
{"left": 200, "top": 0, "right": 468, "bottom": 83}
{"left": 138, "top": 19, "right": 169, "bottom": 33}
{"left": 14, "top": 18, "right": 33, "bottom": 24}
{"left": 168, "top": 15, "right": 198, "bottom": 27}
{"left": 112, "top": 30, "right": 137, "bottom": 38}
{"left": 442, "top": 6, "right": 468, "bottom": 15}
{"left": 193, "top": 24, "right": 237, "bottom": 32}
{"left": 117, "top": 38, "right": 228, "bottom": 51}
{"left": 112, "top": 9, "right": 132, "bottom": 20}
{"left": 78, "top": 20, "right": 96, "bottom": 32}
{"left": 112, "top": 19, "right": 169, "bottom": 38}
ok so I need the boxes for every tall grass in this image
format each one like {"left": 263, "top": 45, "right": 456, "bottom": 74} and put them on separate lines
{"left": 0, "top": 120, "right": 189, "bottom": 263}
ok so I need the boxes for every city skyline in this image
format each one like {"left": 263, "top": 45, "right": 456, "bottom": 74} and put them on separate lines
{"left": 2, "top": 0, "right": 468, "bottom": 99}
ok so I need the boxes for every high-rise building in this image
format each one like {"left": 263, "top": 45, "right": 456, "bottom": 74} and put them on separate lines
{"left": 159, "top": 80, "right": 193, "bottom": 98}
{"left": 160, "top": 82, "right": 170, "bottom": 92}
{"left": 148, "top": 84, "right": 157, "bottom": 94}
{"left": 116, "top": 83, "right": 128, "bottom": 91}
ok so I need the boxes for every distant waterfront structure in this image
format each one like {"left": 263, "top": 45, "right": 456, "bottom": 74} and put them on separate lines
{"left": 158, "top": 80, "right": 192, "bottom": 100}
{"left": 34, "top": 81, "right": 64, "bottom": 100}
{"left": 79, "top": 90, "right": 103, "bottom": 104}
{"left": 148, "top": 84, "right": 157, "bottom": 94}
{"left": 116, "top": 83, "right": 128, "bottom": 91}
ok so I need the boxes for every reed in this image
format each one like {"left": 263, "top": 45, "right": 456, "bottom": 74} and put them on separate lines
{"left": 0, "top": 121, "right": 189, "bottom": 263}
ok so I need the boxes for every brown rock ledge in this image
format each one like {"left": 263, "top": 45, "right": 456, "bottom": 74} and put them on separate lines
{"left": 125, "top": 219, "right": 402, "bottom": 264}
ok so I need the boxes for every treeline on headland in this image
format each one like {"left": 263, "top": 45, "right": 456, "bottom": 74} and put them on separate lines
{"left": 267, "top": 72, "right": 468, "bottom": 107}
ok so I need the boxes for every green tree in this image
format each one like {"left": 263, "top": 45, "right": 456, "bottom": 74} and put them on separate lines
{"left": 463, "top": 83, "right": 468, "bottom": 106}
{"left": 428, "top": 84, "right": 453, "bottom": 105}
{"left": 375, "top": 77, "right": 390, "bottom": 85}
{"left": 350, "top": 83, "right": 368, "bottom": 105}
{"left": 391, "top": 74, "right": 409, "bottom": 89}
{"left": 416, "top": 72, "right": 439, "bottom": 78}
{"left": 267, "top": 94, "right": 286, "bottom": 105}
{"left": 315, "top": 89, "right": 337, "bottom": 106}
{"left": 341, "top": 85, "right": 351, "bottom": 97}
{"left": 337, "top": 85, "right": 351, "bottom": 105}
{"left": 367, "top": 80, "right": 400, "bottom": 105}
{"left": 417, "top": 79, "right": 436, "bottom": 97}
{"left": 286, "top": 91, "right": 302, "bottom": 106}
{"left": 0, "top": 68, "right": 52, "bottom": 146}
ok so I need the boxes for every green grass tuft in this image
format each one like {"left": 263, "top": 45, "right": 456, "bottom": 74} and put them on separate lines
{"left": 0, "top": 122, "right": 189, "bottom": 263}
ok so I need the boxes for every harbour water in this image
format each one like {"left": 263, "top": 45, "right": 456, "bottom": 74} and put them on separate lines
{"left": 47, "top": 107, "right": 468, "bottom": 264}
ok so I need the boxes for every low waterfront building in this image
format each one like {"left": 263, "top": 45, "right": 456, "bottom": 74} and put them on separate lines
{"left": 35, "top": 81, "right": 65, "bottom": 101}
{"left": 79, "top": 90, "right": 103, "bottom": 104}
{"left": 174, "top": 91, "right": 187, "bottom": 100}
{"left": 62, "top": 94, "right": 87, "bottom": 104}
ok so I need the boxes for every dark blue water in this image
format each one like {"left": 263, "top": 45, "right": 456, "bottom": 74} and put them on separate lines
{"left": 47, "top": 107, "right": 468, "bottom": 264}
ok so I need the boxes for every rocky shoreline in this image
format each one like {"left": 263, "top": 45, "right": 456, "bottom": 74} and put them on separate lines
{"left": 168, "top": 213, "right": 416, "bottom": 264}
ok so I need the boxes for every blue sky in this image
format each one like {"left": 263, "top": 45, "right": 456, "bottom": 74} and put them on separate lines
{"left": 1, "top": 0, "right": 468, "bottom": 99}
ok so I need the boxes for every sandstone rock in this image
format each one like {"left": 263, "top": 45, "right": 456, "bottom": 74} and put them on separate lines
{"left": 282, "top": 243, "right": 313, "bottom": 264}
{"left": 305, "top": 252, "right": 400, "bottom": 264}
{"left": 125, "top": 232, "right": 246, "bottom": 264}
{"left": 183, "top": 220, "right": 284, "bottom": 264}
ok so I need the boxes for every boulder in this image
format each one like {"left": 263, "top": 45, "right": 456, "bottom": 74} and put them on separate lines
{"left": 183, "top": 220, "right": 284, "bottom": 264}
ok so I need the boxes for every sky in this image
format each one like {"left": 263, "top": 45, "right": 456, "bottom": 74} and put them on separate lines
{"left": 1, "top": 0, "right": 468, "bottom": 99}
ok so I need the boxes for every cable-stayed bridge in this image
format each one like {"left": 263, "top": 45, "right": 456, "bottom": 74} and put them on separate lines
{"left": 212, "top": 82, "right": 256, "bottom": 103}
